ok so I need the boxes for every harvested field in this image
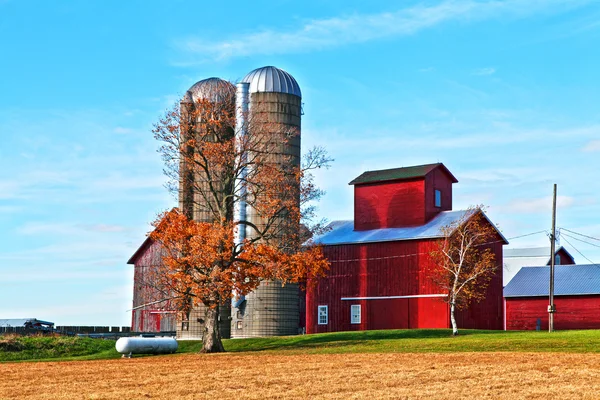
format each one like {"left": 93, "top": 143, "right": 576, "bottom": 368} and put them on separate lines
{"left": 2, "top": 352, "right": 600, "bottom": 399}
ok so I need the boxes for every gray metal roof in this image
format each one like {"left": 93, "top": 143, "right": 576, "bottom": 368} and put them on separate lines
{"left": 311, "top": 210, "right": 471, "bottom": 246}
{"left": 504, "top": 247, "right": 552, "bottom": 258}
{"left": 242, "top": 66, "right": 302, "bottom": 98}
{"left": 183, "top": 77, "right": 235, "bottom": 103}
{"left": 504, "top": 264, "right": 600, "bottom": 297}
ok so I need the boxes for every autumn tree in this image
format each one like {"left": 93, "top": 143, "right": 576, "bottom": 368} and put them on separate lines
{"left": 428, "top": 206, "right": 500, "bottom": 336}
{"left": 149, "top": 82, "right": 331, "bottom": 352}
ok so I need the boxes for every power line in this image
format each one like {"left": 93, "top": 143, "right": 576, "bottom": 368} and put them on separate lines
{"left": 506, "top": 230, "right": 548, "bottom": 241}
{"left": 559, "top": 235, "right": 600, "bottom": 267}
{"left": 560, "top": 228, "right": 600, "bottom": 243}
{"left": 561, "top": 232, "right": 600, "bottom": 249}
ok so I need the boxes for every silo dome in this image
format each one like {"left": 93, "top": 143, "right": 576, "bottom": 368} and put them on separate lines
{"left": 183, "top": 77, "right": 235, "bottom": 103}
{"left": 242, "top": 66, "right": 301, "bottom": 98}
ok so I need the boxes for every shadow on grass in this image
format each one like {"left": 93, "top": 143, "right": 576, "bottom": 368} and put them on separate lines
{"left": 222, "top": 329, "right": 504, "bottom": 353}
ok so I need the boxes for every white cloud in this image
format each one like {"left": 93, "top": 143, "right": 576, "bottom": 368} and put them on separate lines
{"left": 174, "top": 0, "right": 592, "bottom": 62}
{"left": 473, "top": 67, "right": 496, "bottom": 76}
{"left": 582, "top": 140, "right": 600, "bottom": 152}
{"left": 503, "top": 195, "right": 575, "bottom": 214}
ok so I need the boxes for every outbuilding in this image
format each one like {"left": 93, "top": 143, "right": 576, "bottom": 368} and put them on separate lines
{"left": 306, "top": 163, "right": 507, "bottom": 334}
{"left": 503, "top": 246, "right": 575, "bottom": 286}
{"left": 504, "top": 264, "right": 600, "bottom": 330}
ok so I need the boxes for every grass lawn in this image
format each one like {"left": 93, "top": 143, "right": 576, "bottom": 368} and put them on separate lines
{"left": 4, "top": 328, "right": 600, "bottom": 363}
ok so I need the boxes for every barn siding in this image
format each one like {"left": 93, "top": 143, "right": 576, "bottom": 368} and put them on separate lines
{"left": 506, "top": 295, "right": 600, "bottom": 330}
{"left": 131, "top": 240, "right": 177, "bottom": 333}
{"left": 354, "top": 179, "right": 426, "bottom": 230}
{"left": 424, "top": 168, "right": 453, "bottom": 222}
{"left": 307, "top": 236, "right": 504, "bottom": 334}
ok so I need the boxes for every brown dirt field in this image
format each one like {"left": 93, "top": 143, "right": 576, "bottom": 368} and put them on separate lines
{"left": 2, "top": 352, "right": 600, "bottom": 399}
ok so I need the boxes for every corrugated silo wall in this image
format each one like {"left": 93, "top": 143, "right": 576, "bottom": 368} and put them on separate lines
{"left": 231, "top": 91, "right": 303, "bottom": 338}
{"left": 176, "top": 100, "right": 232, "bottom": 340}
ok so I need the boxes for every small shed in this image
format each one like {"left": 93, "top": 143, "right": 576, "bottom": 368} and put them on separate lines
{"left": 503, "top": 246, "right": 575, "bottom": 286}
{"left": 504, "top": 264, "right": 600, "bottom": 330}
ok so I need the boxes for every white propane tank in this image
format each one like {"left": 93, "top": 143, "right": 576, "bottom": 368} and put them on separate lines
{"left": 116, "top": 337, "right": 178, "bottom": 357}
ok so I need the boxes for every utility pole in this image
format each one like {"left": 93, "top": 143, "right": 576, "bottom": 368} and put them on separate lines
{"left": 549, "top": 184, "right": 557, "bottom": 332}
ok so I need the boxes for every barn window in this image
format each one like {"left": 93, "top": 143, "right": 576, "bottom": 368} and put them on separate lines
{"left": 318, "top": 305, "right": 328, "bottom": 325}
{"left": 435, "top": 189, "right": 442, "bottom": 208}
{"left": 555, "top": 254, "right": 561, "bottom": 265}
{"left": 350, "top": 305, "right": 361, "bottom": 324}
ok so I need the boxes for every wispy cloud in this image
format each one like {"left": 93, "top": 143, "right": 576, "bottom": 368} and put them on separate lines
{"left": 473, "top": 67, "right": 496, "bottom": 76}
{"left": 174, "top": 0, "right": 592, "bottom": 63}
{"left": 502, "top": 195, "right": 575, "bottom": 214}
{"left": 582, "top": 140, "right": 600, "bottom": 152}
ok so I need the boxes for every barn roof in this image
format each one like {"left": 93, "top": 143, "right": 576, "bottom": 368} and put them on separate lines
{"left": 504, "top": 264, "right": 600, "bottom": 297}
{"left": 311, "top": 209, "right": 507, "bottom": 246}
{"left": 502, "top": 246, "right": 576, "bottom": 286}
{"left": 348, "top": 163, "right": 458, "bottom": 186}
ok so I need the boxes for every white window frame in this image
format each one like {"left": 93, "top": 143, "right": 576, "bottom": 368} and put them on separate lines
{"left": 555, "top": 254, "right": 561, "bottom": 265}
{"left": 350, "top": 304, "right": 361, "bottom": 324}
{"left": 435, "top": 189, "right": 442, "bottom": 208}
{"left": 318, "top": 305, "right": 328, "bottom": 325}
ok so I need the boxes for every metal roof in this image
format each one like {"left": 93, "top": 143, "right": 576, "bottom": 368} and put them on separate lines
{"left": 182, "top": 77, "right": 235, "bottom": 103}
{"left": 502, "top": 246, "right": 576, "bottom": 286}
{"left": 242, "top": 66, "right": 302, "bottom": 98}
{"left": 311, "top": 210, "right": 471, "bottom": 246}
{"left": 504, "top": 264, "right": 600, "bottom": 297}
{"left": 348, "top": 163, "right": 458, "bottom": 186}
{"left": 505, "top": 247, "right": 553, "bottom": 258}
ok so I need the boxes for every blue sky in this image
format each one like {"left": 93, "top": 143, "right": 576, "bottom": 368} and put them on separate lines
{"left": 1, "top": 0, "right": 600, "bottom": 326}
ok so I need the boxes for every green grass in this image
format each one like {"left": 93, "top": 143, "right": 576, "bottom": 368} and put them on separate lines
{"left": 5, "top": 329, "right": 600, "bottom": 363}
{"left": 177, "top": 329, "right": 600, "bottom": 355}
{"left": 0, "top": 334, "right": 120, "bottom": 362}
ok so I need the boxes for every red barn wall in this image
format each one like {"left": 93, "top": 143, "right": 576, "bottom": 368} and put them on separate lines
{"left": 306, "top": 238, "right": 504, "bottom": 333}
{"left": 353, "top": 179, "right": 425, "bottom": 230}
{"left": 506, "top": 295, "right": 600, "bottom": 330}
{"left": 455, "top": 240, "right": 504, "bottom": 330}
{"left": 555, "top": 248, "right": 575, "bottom": 265}
{"left": 424, "top": 168, "right": 453, "bottom": 222}
{"left": 131, "top": 240, "right": 176, "bottom": 332}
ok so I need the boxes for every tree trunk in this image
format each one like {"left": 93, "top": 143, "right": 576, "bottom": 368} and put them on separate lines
{"left": 201, "top": 306, "right": 225, "bottom": 353}
{"left": 450, "top": 302, "right": 458, "bottom": 336}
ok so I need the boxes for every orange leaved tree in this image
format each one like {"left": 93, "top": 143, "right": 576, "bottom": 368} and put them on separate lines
{"left": 428, "top": 206, "right": 499, "bottom": 336}
{"left": 150, "top": 83, "right": 331, "bottom": 352}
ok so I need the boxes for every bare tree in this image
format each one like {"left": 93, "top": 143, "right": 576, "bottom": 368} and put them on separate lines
{"left": 429, "top": 206, "right": 499, "bottom": 335}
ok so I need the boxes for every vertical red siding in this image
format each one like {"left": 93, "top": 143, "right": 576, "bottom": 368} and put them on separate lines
{"left": 424, "top": 168, "right": 453, "bottom": 222}
{"left": 455, "top": 240, "right": 504, "bottom": 330}
{"left": 131, "top": 240, "right": 176, "bottom": 332}
{"left": 506, "top": 295, "right": 600, "bottom": 330}
{"left": 306, "top": 235, "right": 504, "bottom": 333}
{"left": 354, "top": 179, "right": 426, "bottom": 230}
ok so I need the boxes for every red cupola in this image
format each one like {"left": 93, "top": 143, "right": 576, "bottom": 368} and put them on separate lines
{"left": 349, "top": 163, "right": 458, "bottom": 231}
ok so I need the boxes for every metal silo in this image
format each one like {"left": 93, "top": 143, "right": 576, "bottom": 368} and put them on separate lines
{"left": 231, "top": 66, "right": 303, "bottom": 338}
{"left": 177, "top": 77, "right": 235, "bottom": 340}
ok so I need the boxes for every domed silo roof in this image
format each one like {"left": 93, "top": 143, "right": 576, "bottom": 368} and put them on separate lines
{"left": 182, "top": 77, "right": 236, "bottom": 103}
{"left": 242, "top": 66, "right": 301, "bottom": 98}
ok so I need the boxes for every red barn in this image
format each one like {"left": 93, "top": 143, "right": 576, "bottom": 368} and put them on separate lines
{"left": 127, "top": 236, "right": 177, "bottom": 333}
{"left": 306, "top": 163, "right": 507, "bottom": 334}
{"left": 504, "top": 264, "right": 600, "bottom": 330}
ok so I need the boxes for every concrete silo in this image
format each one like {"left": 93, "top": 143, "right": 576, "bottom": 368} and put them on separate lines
{"left": 231, "top": 66, "right": 304, "bottom": 338}
{"left": 177, "top": 77, "right": 235, "bottom": 340}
